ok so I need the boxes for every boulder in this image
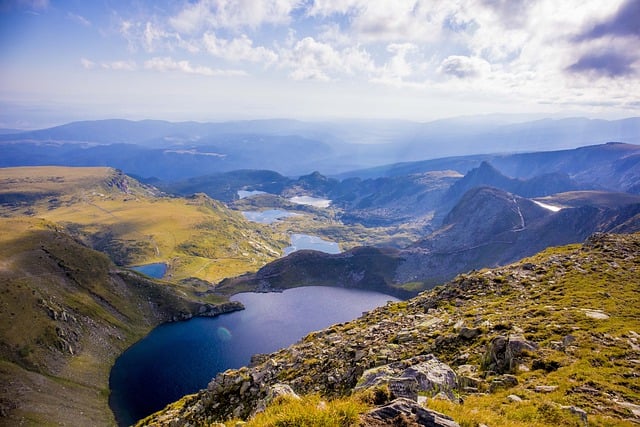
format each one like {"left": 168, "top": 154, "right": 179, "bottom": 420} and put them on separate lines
{"left": 356, "top": 354, "right": 458, "bottom": 401}
{"left": 489, "top": 374, "right": 518, "bottom": 392}
{"left": 360, "top": 398, "right": 460, "bottom": 427}
{"left": 458, "top": 327, "right": 482, "bottom": 340}
{"left": 482, "top": 335, "right": 538, "bottom": 374}
{"left": 251, "top": 383, "right": 300, "bottom": 416}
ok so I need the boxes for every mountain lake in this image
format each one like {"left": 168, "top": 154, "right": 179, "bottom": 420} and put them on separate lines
{"left": 109, "top": 286, "right": 399, "bottom": 426}
{"left": 130, "top": 263, "right": 167, "bottom": 279}
{"left": 242, "top": 209, "right": 300, "bottom": 224}
{"left": 283, "top": 233, "right": 340, "bottom": 255}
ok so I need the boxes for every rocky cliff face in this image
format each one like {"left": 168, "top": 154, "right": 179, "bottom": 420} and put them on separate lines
{"left": 141, "top": 232, "right": 640, "bottom": 426}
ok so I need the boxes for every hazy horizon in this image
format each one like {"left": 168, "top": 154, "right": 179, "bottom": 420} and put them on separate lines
{"left": 1, "top": 0, "right": 639, "bottom": 129}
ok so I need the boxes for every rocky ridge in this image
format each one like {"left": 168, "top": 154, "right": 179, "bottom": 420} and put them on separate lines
{"left": 140, "top": 232, "right": 640, "bottom": 426}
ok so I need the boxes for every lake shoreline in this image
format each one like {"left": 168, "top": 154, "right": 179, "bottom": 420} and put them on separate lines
{"left": 109, "top": 286, "right": 399, "bottom": 426}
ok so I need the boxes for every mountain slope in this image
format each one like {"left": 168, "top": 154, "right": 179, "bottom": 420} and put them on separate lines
{"left": 142, "top": 232, "right": 640, "bottom": 426}
{"left": 0, "top": 166, "right": 288, "bottom": 283}
{"left": 0, "top": 217, "right": 241, "bottom": 425}
{"left": 444, "top": 161, "right": 580, "bottom": 203}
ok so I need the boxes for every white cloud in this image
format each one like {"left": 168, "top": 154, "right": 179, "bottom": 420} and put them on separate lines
{"left": 439, "top": 56, "right": 490, "bottom": 78}
{"left": 285, "top": 37, "right": 339, "bottom": 81}
{"left": 203, "top": 33, "right": 278, "bottom": 64}
{"left": 309, "top": 0, "right": 452, "bottom": 43}
{"left": 66, "top": 0, "right": 640, "bottom": 117}
{"left": 169, "top": 0, "right": 213, "bottom": 34}
{"left": 307, "top": 0, "right": 363, "bottom": 17}
{"left": 143, "top": 21, "right": 168, "bottom": 52}
{"left": 283, "top": 36, "right": 374, "bottom": 81}
{"left": 144, "top": 56, "right": 247, "bottom": 77}
{"left": 374, "top": 43, "right": 423, "bottom": 84}
{"left": 170, "top": 0, "right": 299, "bottom": 33}
{"left": 80, "top": 58, "right": 96, "bottom": 69}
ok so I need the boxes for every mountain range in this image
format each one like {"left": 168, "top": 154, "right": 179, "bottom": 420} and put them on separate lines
{"left": 1, "top": 116, "right": 640, "bottom": 426}
{"left": 1, "top": 117, "right": 638, "bottom": 178}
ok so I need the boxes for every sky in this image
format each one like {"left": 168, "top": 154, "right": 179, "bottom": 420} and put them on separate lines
{"left": 1, "top": 0, "right": 639, "bottom": 128}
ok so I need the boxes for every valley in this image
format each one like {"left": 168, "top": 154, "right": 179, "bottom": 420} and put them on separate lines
{"left": 0, "top": 119, "right": 639, "bottom": 426}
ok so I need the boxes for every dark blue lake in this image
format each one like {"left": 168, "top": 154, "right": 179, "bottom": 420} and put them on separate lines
{"left": 130, "top": 263, "right": 166, "bottom": 279}
{"left": 109, "top": 286, "right": 399, "bottom": 426}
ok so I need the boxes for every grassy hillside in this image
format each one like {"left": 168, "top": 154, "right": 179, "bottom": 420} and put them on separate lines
{"left": 0, "top": 217, "right": 239, "bottom": 425}
{"left": 0, "top": 166, "right": 292, "bottom": 425}
{"left": 0, "top": 167, "right": 288, "bottom": 284}
{"left": 143, "top": 232, "right": 640, "bottom": 426}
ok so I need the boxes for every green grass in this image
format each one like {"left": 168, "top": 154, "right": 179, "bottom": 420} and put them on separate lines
{"left": 240, "top": 394, "right": 369, "bottom": 427}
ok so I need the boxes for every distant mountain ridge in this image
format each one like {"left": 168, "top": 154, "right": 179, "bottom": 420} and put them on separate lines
{"left": 444, "top": 161, "right": 580, "bottom": 201}
{"left": 1, "top": 117, "right": 638, "bottom": 178}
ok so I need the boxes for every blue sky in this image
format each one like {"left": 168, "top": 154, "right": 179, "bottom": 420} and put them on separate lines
{"left": 1, "top": 0, "right": 639, "bottom": 128}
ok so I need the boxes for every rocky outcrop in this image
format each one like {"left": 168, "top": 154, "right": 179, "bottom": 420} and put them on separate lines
{"left": 360, "top": 398, "right": 460, "bottom": 427}
{"left": 356, "top": 355, "right": 458, "bottom": 402}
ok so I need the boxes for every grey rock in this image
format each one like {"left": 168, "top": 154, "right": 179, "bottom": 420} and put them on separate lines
{"left": 389, "top": 377, "right": 419, "bottom": 401}
{"left": 459, "top": 327, "right": 482, "bottom": 340}
{"left": 252, "top": 383, "right": 300, "bottom": 417}
{"left": 534, "top": 385, "right": 558, "bottom": 393}
{"left": 360, "top": 398, "right": 460, "bottom": 427}
{"left": 561, "top": 405, "right": 588, "bottom": 425}
{"left": 489, "top": 374, "right": 518, "bottom": 392}
{"left": 482, "top": 335, "right": 538, "bottom": 374}
{"left": 562, "top": 334, "right": 577, "bottom": 347}
{"left": 356, "top": 354, "right": 458, "bottom": 401}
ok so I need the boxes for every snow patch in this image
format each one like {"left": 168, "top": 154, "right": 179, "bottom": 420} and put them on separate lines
{"left": 533, "top": 200, "right": 563, "bottom": 212}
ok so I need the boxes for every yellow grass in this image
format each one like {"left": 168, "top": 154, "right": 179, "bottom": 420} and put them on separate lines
{"left": 0, "top": 166, "right": 288, "bottom": 283}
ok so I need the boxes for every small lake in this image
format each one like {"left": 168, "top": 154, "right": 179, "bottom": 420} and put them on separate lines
{"left": 289, "top": 195, "right": 331, "bottom": 208}
{"left": 130, "top": 263, "right": 166, "bottom": 279}
{"left": 242, "top": 209, "right": 300, "bottom": 224}
{"left": 109, "top": 286, "right": 398, "bottom": 426}
{"left": 284, "top": 233, "right": 340, "bottom": 256}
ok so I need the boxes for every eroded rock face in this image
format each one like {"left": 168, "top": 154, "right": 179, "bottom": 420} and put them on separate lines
{"left": 360, "top": 398, "right": 460, "bottom": 427}
{"left": 356, "top": 354, "right": 458, "bottom": 401}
